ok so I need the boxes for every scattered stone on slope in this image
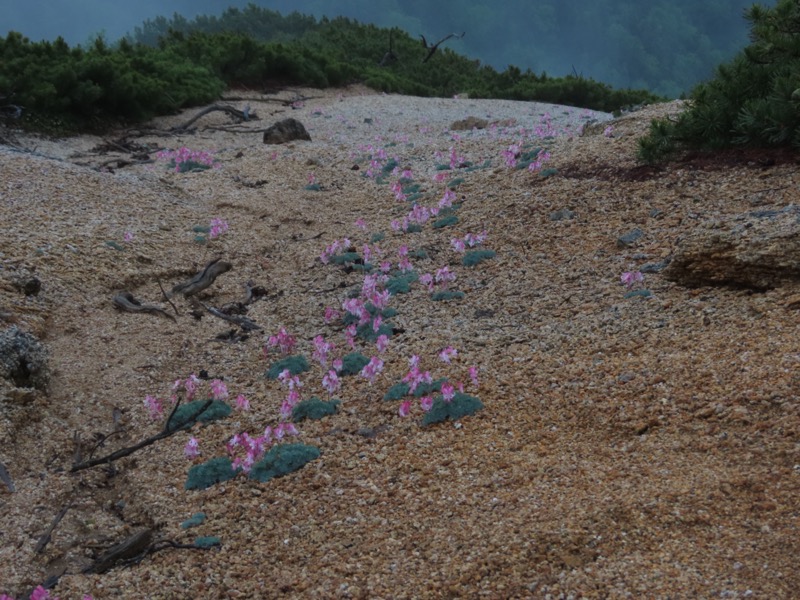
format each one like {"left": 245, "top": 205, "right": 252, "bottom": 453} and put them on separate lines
{"left": 262, "top": 118, "right": 311, "bottom": 144}
{"left": 663, "top": 205, "right": 800, "bottom": 289}
{"left": 450, "top": 116, "right": 488, "bottom": 131}
{"left": 0, "top": 326, "right": 49, "bottom": 392}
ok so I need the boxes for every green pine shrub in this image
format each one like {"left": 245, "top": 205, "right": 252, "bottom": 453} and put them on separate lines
{"left": 638, "top": 0, "right": 800, "bottom": 162}
{"left": 248, "top": 443, "right": 321, "bottom": 483}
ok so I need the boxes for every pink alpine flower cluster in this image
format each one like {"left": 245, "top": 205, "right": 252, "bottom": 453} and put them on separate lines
{"left": 621, "top": 270, "right": 644, "bottom": 288}
{"left": 209, "top": 218, "right": 229, "bottom": 239}
{"left": 1, "top": 587, "right": 93, "bottom": 600}
{"left": 396, "top": 351, "right": 481, "bottom": 418}
{"left": 277, "top": 368, "right": 304, "bottom": 419}
{"left": 265, "top": 327, "right": 297, "bottom": 356}
{"left": 527, "top": 150, "right": 551, "bottom": 173}
{"left": 451, "top": 230, "right": 488, "bottom": 252}
{"left": 319, "top": 237, "right": 352, "bottom": 264}
{"left": 227, "top": 422, "right": 300, "bottom": 473}
{"left": 156, "top": 146, "right": 218, "bottom": 173}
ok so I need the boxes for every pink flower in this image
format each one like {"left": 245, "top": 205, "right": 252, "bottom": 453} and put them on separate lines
{"left": 184, "top": 437, "right": 200, "bottom": 459}
{"left": 399, "top": 400, "right": 412, "bottom": 417}
{"left": 376, "top": 334, "right": 390, "bottom": 353}
{"left": 468, "top": 366, "right": 480, "bottom": 388}
{"left": 441, "top": 382, "right": 456, "bottom": 402}
{"left": 267, "top": 327, "right": 296, "bottom": 355}
{"left": 235, "top": 394, "right": 250, "bottom": 412}
{"left": 143, "top": 395, "right": 163, "bottom": 420}
{"left": 123, "top": 231, "right": 134, "bottom": 242}
{"left": 210, "top": 379, "right": 228, "bottom": 400}
{"left": 420, "top": 396, "right": 434, "bottom": 412}
{"left": 354, "top": 218, "right": 367, "bottom": 230}
{"left": 451, "top": 238, "right": 466, "bottom": 253}
{"left": 322, "top": 370, "right": 340, "bottom": 396}
{"left": 439, "top": 346, "right": 458, "bottom": 364}
{"left": 209, "top": 218, "right": 229, "bottom": 239}
{"left": 620, "top": 271, "right": 644, "bottom": 288}
{"left": 360, "top": 356, "right": 385, "bottom": 384}
{"left": 324, "top": 306, "right": 341, "bottom": 324}
{"left": 603, "top": 125, "right": 614, "bottom": 137}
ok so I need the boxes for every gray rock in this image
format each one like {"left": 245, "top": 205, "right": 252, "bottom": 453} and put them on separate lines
{"left": 262, "top": 118, "right": 311, "bottom": 144}
{"left": 617, "top": 228, "right": 644, "bottom": 247}
{"left": 663, "top": 205, "right": 800, "bottom": 289}
{"left": 0, "top": 326, "right": 49, "bottom": 390}
{"left": 550, "top": 208, "right": 576, "bottom": 221}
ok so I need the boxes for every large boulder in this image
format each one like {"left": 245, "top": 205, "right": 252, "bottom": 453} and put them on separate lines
{"left": 663, "top": 205, "right": 800, "bottom": 289}
{"left": 262, "top": 118, "right": 311, "bottom": 144}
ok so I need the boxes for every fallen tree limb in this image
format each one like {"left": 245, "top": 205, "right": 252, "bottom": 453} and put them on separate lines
{"left": 113, "top": 291, "right": 176, "bottom": 321}
{"left": 70, "top": 399, "right": 212, "bottom": 473}
{"left": 34, "top": 500, "right": 73, "bottom": 554}
{"left": 170, "top": 258, "right": 232, "bottom": 298}
{"left": 171, "top": 104, "right": 258, "bottom": 132}
{"left": 196, "top": 300, "right": 262, "bottom": 331}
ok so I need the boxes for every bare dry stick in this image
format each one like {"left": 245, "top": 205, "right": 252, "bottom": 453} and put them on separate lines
{"left": 70, "top": 399, "right": 212, "bottom": 473}
{"left": 171, "top": 104, "right": 257, "bottom": 132}
{"left": 35, "top": 500, "right": 73, "bottom": 554}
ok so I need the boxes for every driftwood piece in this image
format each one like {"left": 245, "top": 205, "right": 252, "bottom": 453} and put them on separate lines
{"left": 196, "top": 300, "right": 262, "bottom": 331}
{"left": 83, "top": 529, "right": 154, "bottom": 574}
{"left": 171, "top": 104, "right": 258, "bottom": 132}
{"left": 34, "top": 500, "right": 73, "bottom": 554}
{"left": 112, "top": 292, "right": 176, "bottom": 321}
{"left": 171, "top": 259, "right": 232, "bottom": 298}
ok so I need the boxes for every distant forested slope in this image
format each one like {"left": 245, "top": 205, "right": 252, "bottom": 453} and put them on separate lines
{"left": 128, "top": 0, "right": 771, "bottom": 97}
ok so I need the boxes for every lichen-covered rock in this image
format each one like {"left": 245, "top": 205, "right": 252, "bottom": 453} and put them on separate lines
{"left": 664, "top": 205, "right": 800, "bottom": 289}
{"left": 262, "top": 118, "right": 311, "bottom": 144}
{"left": 0, "top": 326, "right": 49, "bottom": 391}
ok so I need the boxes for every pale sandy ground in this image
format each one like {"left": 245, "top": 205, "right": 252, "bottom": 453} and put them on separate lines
{"left": 1, "top": 86, "right": 798, "bottom": 599}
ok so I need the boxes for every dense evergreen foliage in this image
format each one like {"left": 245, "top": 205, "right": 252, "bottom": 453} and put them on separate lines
{"left": 7, "top": 1, "right": 772, "bottom": 98}
{"left": 132, "top": 0, "right": 767, "bottom": 98}
{"left": 0, "top": 8, "right": 661, "bottom": 132}
{"left": 638, "top": 0, "right": 800, "bottom": 162}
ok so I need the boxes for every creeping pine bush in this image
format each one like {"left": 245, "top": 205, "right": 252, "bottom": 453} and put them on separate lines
{"left": 462, "top": 249, "right": 497, "bottom": 267}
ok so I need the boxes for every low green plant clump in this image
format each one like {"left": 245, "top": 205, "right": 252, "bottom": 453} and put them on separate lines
{"left": 462, "top": 249, "right": 497, "bottom": 267}
{"left": 291, "top": 397, "right": 340, "bottom": 421}
{"left": 248, "top": 443, "right": 321, "bottom": 483}
{"left": 422, "top": 393, "right": 484, "bottom": 426}
{"left": 167, "top": 399, "right": 231, "bottom": 431}
{"left": 185, "top": 457, "right": 241, "bottom": 490}
{"left": 266, "top": 355, "right": 310, "bottom": 379}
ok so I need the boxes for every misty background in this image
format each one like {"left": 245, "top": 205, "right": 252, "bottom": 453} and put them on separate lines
{"left": 1, "top": 0, "right": 774, "bottom": 97}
